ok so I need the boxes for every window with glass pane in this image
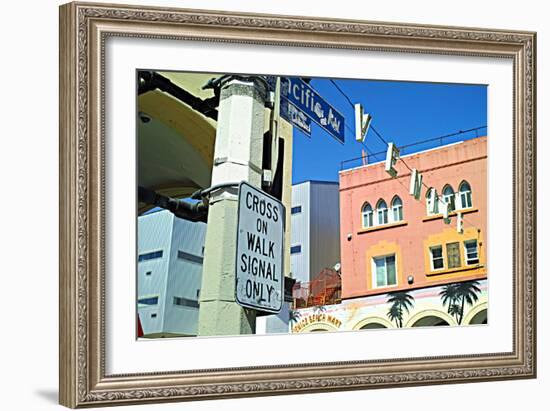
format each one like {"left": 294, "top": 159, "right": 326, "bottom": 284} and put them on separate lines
{"left": 373, "top": 255, "right": 397, "bottom": 287}
{"left": 291, "top": 205, "right": 302, "bottom": 214}
{"left": 173, "top": 296, "right": 200, "bottom": 308}
{"left": 138, "top": 296, "right": 158, "bottom": 305}
{"left": 386, "top": 255, "right": 396, "bottom": 285}
{"left": 177, "top": 250, "right": 203, "bottom": 264}
{"left": 430, "top": 245, "right": 444, "bottom": 270}
{"left": 138, "top": 250, "right": 163, "bottom": 262}
{"left": 364, "top": 212, "right": 373, "bottom": 227}
{"left": 464, "top": 240, "right": 479, "bottom": 264}
{"left": 459, "top": 181, "right": 472, "bottom": 209}
{"left": 391, "top": 196, "right": 403, "bottom": 221}
{"left": 376, "top": 200, "right": 388, "bottom": 225}
{"left": 362, "top": 203, "right": 373, "bottom": 228}
{"left": 446, "top": 242, "right": 461, "bottom": 268}
{"left": 443, "top": 186, "right": 455, "bottom": 211}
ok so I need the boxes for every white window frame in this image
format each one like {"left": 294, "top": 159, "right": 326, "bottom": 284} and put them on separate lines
{"left": 391, "top": 196, "right": 403, "bottom": 222}
{"left": 458, "top": 181, "right": 473, "bottom": 209}
{"left": 442, "top": 185, "right": 456, "bottom": 212}
{"left": 464, "top": 239, "right": 480, "bottom": 265}
{"left": 361, "top": 202, "right": 373, "bottom": 228}
{"left": 372, "top": 254, "right": 398, "bottom": 288}
{"left": 429, "top": 245, "right": 445, "bottom": 271}
{"left": 376, "top": 200, "right": 388, "bottom": 225}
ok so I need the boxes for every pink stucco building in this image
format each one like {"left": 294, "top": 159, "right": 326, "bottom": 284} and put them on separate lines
{"left": 339, "top": 137, "right": 487, "bottom": 300}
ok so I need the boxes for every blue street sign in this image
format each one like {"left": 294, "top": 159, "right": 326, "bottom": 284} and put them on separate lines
{"left": 281, "top": 99, "right": 311, "bottom": 137}
{"left": 264, "top": 76, "right": 345, "bottom": 144}
{"left": 264, "top": 76, "right": 311, "bottom": 137}
{"left": 281, "top": 77, "right": 345, "bottom": 144}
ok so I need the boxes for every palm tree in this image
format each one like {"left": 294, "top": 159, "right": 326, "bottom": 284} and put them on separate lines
{"left": 386, "top": 305, "right": 401, "bottom": 328}
{"left": 440, "top": 281, "right": 482, "bottom": 325}
{"left": 440, "top": 283, "right": 460, "bottom": 323}
{"left": 447, "top": 303, "right": 462, "bottom": 321}
{"left": 289, "top": 310, "right": 301, "bottom": 325}
{"left": 455, "top": 281, "right": 482, "bottom": 324}
{"left": 386, "top": 292, "right": 415, "bottom": 328}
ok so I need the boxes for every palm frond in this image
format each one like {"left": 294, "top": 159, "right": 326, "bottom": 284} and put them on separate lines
{"left": 448, "top": 304, "right": 461, "bottom": 316}
{"left": 440, "top": 284, "right": 459, "bottom": 306}
{"left": 456, "top": 281, "right": 482, "bottom": 308}
{"left": 289, "top": 310, "right": 301, "bottom": 324}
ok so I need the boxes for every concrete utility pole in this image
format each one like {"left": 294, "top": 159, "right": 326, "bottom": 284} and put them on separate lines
{"left": 198, "top": 76, "right": 269, "bottom": 336}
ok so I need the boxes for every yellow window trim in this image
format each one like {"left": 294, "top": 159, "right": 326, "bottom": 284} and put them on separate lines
{"left": 365, "top": 241, "right": 403, "bottom": 292}
{"left": 426, "top": 264, "right": 485, "bottom": 277}
{"left": 423, "top": 227, "right": 484, "bottom": 276}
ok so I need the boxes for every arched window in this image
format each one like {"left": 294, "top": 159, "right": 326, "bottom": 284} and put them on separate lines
{"left": 376, "top": 199, "right": 388, "bottom": 225}
{"left": 391, "top": 196, "right": 403, "bottom": 222}
{"left": 459, "top": 181, "right": 472, "bottom": 209}
{"left": 426, "top": 188, "right": 439, "bottom": 215}
{"left": 442, "top": 185, "right": 456, "bottom": 212}
{"left": 361, "top": 202, "right": 373, "bottom": 228}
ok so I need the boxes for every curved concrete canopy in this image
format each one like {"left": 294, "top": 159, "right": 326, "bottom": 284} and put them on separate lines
{"left": 137, "top": 75, "right": 217, "bottom": 212}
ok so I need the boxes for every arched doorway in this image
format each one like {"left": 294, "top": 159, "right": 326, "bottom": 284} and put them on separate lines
{"left": 463, "top": 303, "right": 488, "bottom": 325}
{"left": 353, "top": 317, "right": 393, "bottom": 330}
{"left": 468, "top": 309, "right": 487, "bottom": 325}
{"left": 361, "top": 322, "right": 387, "bottom": 329}
{"left": 405, "top": 310, "right": 456, "bottom": 328}
{"left": 411, "top": 316, "right": 450, "bottom": 327}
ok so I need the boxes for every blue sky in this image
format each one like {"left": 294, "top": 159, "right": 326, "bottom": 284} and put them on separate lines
{"left": 291, "top": 78, "right": 487, "bottom": 184}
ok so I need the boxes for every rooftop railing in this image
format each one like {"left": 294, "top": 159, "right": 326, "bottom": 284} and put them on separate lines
{"left": 340, "top": 126, "right": 487, "bottom": 172}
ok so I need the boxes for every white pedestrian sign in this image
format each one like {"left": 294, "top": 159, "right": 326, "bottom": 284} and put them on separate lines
{"left": 235, "top": 182, "right": 285, "bottom": 313}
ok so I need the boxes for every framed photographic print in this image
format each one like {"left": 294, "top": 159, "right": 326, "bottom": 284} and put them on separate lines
{"left": 59, "top": 1, "right": 537, "bottom": 408}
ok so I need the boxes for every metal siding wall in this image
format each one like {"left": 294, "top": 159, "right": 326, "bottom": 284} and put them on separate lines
{"left": 309, "top": 182, "right": 341, "bottom": 278}
{"left": 290, "top": 182, "right": 310, "bottom": 283}
{"left": 137, "top": 210, "right": 174, "bottom": 335}
{"left": 264, "top": 302, "right": 291, "bottom": 333}
{"left": 164, "top": 217, "right": 207, "bottom": 336}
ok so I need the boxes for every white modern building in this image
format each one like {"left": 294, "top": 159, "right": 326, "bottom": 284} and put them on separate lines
{"left": 137, "top": 210, "right": 206, "bottom": 337}
{"left": 257, "top": 180, "right": 341, "bottom": 335}
{"left": 290, "top": 180, "right": 341, "bottom": 283}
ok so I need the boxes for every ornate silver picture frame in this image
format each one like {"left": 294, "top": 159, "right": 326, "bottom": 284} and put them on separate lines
{"left": 59, "top": 1, "right": 536, "bottom": 407}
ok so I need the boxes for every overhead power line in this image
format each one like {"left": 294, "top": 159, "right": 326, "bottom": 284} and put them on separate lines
{"left": 329, "top": 79, "right": 355, "bottom": 108}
